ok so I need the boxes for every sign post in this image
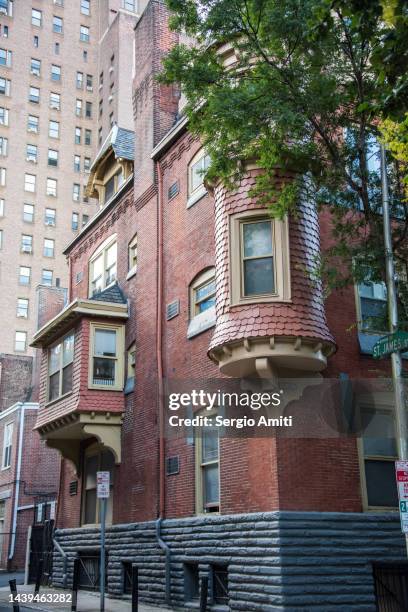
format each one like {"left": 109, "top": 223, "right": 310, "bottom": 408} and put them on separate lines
{"left": 97, "top": 471, "right": 110, "bottom": 612}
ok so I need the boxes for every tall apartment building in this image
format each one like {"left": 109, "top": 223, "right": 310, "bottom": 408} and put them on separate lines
{"left": 0, "top": 0, "right": 142, "bottom": 358}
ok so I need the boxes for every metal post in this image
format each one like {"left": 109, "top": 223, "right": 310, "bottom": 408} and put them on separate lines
{"left": 34, "top": 558, "right": 43, "bottom": 594}
{"left": 100, "top": 498, "right": 106, "bottom": 612}
{"left": 131, "top": 564, "right": 138, "bottom": 612}
{"left": 9, "top": 578, "right": 19, "bottom": 612}
{"left": 199, "top": 576, "right": 208, "bottom": 612}
{"left": 71, "top": 557, "right": 80, "bottom": 612}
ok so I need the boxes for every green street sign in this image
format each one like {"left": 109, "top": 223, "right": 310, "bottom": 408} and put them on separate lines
{"left": 373, "top": 330, "right": 408, "bottom": 359}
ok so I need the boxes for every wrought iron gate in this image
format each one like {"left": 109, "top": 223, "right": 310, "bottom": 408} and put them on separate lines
{"left": 28, "top": 520, "right": 54, "bottom": 584}
{"left": 373, "top": 562, "right": 408, "bottom": 611}
{"left": 77, "top": 551, "right": 108, "bottom": 591}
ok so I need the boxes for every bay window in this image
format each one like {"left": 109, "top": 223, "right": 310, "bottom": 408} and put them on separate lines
{"left": 89, "top": 323, "right": 124, "bottom": 390}
{"left": 48, "top": 332, "right": 74, "bottom": 402}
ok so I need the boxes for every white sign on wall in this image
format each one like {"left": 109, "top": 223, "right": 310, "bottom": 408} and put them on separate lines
{"left": 97, "top": 471, "right": 110, "bottom": 499}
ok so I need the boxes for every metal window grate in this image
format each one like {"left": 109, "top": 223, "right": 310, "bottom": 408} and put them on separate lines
{"left": 166, "top": 456, "right": 180, "bottom": 475}
{"left": 166, "top": 300, "right": 180, "bottom": 320}
{"left": 69, "top": 481, "right": 78, "bottom": 496}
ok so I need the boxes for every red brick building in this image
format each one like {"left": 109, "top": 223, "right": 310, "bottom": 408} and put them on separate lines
{"left": 31, "top": 1, "right": 407, "bottom": 608}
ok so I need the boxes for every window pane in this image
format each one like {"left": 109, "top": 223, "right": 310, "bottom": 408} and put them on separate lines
{"left": 85, "top": 455, "right": 98, "bottom": 488}
{"left": 84, "top": 488, "right": 97, "bottom": 524}
{"left": 243, "top": 221, "right": 272, "bottom": 258}
{"left": 203, "top": 464, "right": 219, "bottom": 505}
{"left": 202, "top": 427, "right": 219, "bottom": 462}
{"left": 365, "top": 460, "right": 398, "bottom": 507}
{"left": 62, "top": 363, "right": 73, "bottom": 395}
{"left": 244, "top": 257, "right": 274, "bottom": 296}
{"left": 360, "top": 297, "right": 387, "bottom": 331}
{"left": 49, "top": 371, "right": 60, "bottom": 402}
{"left": 95, "top": 329, "right": 116, "bottom": 357}
{"left": 93, "top": 357, "right": 115, "bottom": 385}
{"left": 361, "top": 408, "right": 397, "bottom": 456}
{"left": 63, "top": 334, "right": 74, "bottom": 365}
{"left": 49, "top": 344, "right": 61, "bottom": 374}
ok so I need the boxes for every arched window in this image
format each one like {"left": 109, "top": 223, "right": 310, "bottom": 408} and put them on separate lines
{"left": 82, "top": 445, "right": 115, "bottom": 525}
{"left": 88, "top": 234, "right": 117, "bottom": 297}
{"left": 187, "top": 149, "right": 210, "bottom": 208}
{"left": 187, "top": 268, "right": 216, "bottom": 339}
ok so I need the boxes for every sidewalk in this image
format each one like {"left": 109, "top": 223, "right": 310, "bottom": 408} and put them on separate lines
{"left": 0, "top": 584, "right": 171, "bottom": 611}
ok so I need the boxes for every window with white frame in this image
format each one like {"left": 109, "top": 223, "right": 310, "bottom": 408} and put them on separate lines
{"left": 27, "top": 115, "right": 38, "bottom": 133}
{"left": 84, "top": 129, "right": 91, "bottom": 145}
{"left": 0, "top": 198, "right": 4, "bottom": 216}
{"left": 24, "top": 173, "right": 36, "bottom": 192}
{"left": 14, "top": 331, "right": 27, "bottom": 353}
{"left": 75, "top": 99, "right": 82, "bottom": 117}
{"left": 0, "top": 48, "right": 11, "bottom": 67}
{"left": 51, "top": 64, "right": 61, "bottom": 81}
{"left": 31, "top": 9, "right": 42, "bottom": 27}
{"left": 48, "top": 149, "right": 58, "bottom": 167}
{"left": 50, "top": 92, "right": 60, "bottom": 110}
{"left": 229, "top": 212, "right": 291, "bottom": 305}
{"left": 123, "top": 0, "right": 137, "bottom": 11}
{"left": 0, "top": 167, "right": 5, "bottom": 186}
{"left": 89, "top": 323, "right": 124, "bottom": 390}
{"left": 0, "top": 136, "right": 7, "bottom": 156}
{"left": 86, "top": 74, "right": 93, "bottom": 91}
{"left": 23, "top": 203, "right": 34, "bottom": 223}
{"left": 76, "top": 72, "right": 83, "bottom": 89}
{"left": 72, "top": 212, "right": 79, "bottom": 231}
{"left": 44, "top": 208, "right": 56, "bottom": 226}
{"left": 188, "top": 268, "right": 216, "bottom": 339}
{"left": 52, "top": 15, "right": 63, "bottom": 34}
{"left": 48, "top": 332, "right": 74, "bottom": 402}
{"left": 41, "top": 269, "right": 53, "bottom": 286}
{"left": 195, "top": 418, "right": 220, "bottom": 513}
{"left": 0, "top": 77, "right": 10, "bottom": 96}
{"left": 81, "top": 0, "right": 90, "bottom": 15}
{"left": 49, "top": 120, "right": 59, "bottom": 139}
{"left": 0, "top": 1, "right": 13, "bottom": 17}
{"left": 30, "top": 57, "right": 41, "bottom": 76}
{"left": 29, "top": 86, "right": 40, "bottom": 104}
{"left": 19, "top": 266, "right": 30, "bottom": 285}
{"left": 74, "top": 155, "right": 80, "bottom": 172}
{"left": 2, "top": 422, "right": 13, "bottom": 468}
{"left": 85, "top": 101, "right": 92, "bottom": 118}
{"left": 21, "top": 234, "right": 33, "bottom": 253}
{"left": 187, "top": 149, "right": 210, "bottom": 207}
{"left": 26, "top": 143, "right": 37, "bottom": 163}
{"left": 84, "top": 157, "right": 91, "bottom": 172}
{"left": 43, "top": 238, "right": 54, "bottom": 257}
{"left": 17, "top": 298, "right": 29, "bottom": 318}
{"left": 89, "top": 237, "right": 117, "bottom": 296}
{"left": 82, "top": 446, "right": 114, "bottom": 525}
{"left": 73, "top": 183, "right": 80, "bottom": 201}
{"left": 80, "top": 25, "right": 89, "bottom": 42}
{"left": 46, "top": 178, "right": 57, "bottom": 197}
{"left": 0, "top": 107, "right": 8, "bottom": 125}
{"left": 128, "top": 234, "right": 137, "bottom": 276}
{"left": 75, "top": 127, "right": 81, "bottom": 144}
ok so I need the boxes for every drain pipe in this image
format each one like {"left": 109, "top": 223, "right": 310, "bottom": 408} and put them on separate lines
{"left": 156, "top": 161, "right": 171, "bottom": 605}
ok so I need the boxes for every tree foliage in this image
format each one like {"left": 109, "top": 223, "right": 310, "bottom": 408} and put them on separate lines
{"left": 160, "top": 0, "right": 408, "bottom": 301}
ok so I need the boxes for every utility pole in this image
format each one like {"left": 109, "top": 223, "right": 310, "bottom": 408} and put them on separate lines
{"left": 380, "top": 144, "right": 407, "bottom": 461}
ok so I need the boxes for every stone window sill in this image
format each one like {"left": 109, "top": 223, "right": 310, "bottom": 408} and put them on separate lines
{"left": 187, "top": 186, "right": 207, "bottom": 209}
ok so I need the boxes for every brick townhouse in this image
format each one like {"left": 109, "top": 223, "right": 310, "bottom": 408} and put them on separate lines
{"left": 30, "top": 0, "right": 408, "bottom": 609}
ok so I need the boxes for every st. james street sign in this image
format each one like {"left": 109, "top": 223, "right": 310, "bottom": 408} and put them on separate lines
{"left": 373, "top": 330, "right": 408, "bottom": 359}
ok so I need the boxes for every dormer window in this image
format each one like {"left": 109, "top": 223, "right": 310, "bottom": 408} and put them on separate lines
{"left": 89, "top": 235, "right": 117, "bottom": 297}
{"left": 103, "top": 168, "right": 124, "bottom": 204}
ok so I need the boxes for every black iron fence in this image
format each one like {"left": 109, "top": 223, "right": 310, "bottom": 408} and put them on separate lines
{"left": 373, "top": 562, "right": 408, "bottom": 611}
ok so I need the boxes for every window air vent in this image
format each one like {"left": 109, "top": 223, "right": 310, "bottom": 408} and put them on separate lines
{"left": 168, "top": 181, "right": 179, "bottom": 200}
{"left": 69, "top": 480, "right": 78, "bottom": 496}
{"left": 166, "top": 299, "right": 179, "bottom": 320}
{"left": 166, "top": 456, "right": 180, "bottom": 475}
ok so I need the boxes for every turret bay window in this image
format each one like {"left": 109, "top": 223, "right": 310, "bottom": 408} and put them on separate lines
{"left": 230, "top": 211, "right": 291, "bottom": 305}
{"left": 82, "top": 446, "right": 114, "bottom": 525}
{"left": 89, "top": 323, "right": 124, "bottom": 390}
{"left": 187, "top": 149, "right": 210, "bottom": 207}
{"left": 48, "top": 332, "right": 74, "bottom": 402}
{"left": 195, "top": 418, "right": 220, "bottom": 514}
{"left": 89, "top": 236, "right": 117, "bottom": 296}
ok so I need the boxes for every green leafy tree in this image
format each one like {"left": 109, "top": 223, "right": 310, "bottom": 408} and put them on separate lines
{"left": 160, "top": 0, "right": 408, "bottom": 310}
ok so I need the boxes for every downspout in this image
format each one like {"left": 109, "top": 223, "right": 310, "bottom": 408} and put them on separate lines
{"left": 9, "top": 405, "right": 25, "bottom": 561}
{"left": 155, "top": 161, "right": 171, "bottom": 605}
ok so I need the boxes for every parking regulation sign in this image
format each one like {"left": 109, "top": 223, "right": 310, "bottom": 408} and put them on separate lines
{"left": 395, "top": 461, "right": 408, "bottom": 533}
{"left": 97, "top": 471, "right": 110, "bottom": 499}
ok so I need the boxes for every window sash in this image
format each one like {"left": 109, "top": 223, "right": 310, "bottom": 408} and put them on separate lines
{"left": 48, "top": 332, "right": 74, "bottom": 401}
{"left": 240, "top": 219, "right": 275, "bottom": 298}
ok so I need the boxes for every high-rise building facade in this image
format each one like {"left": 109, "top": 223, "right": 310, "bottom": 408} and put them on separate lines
{"left": 0, "top": 0, "right": 142, "bottom": 357}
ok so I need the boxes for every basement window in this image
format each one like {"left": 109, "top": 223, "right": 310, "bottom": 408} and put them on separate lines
{"left": 211, "top": 564, "right": 229, "bottom": 605}
{"left": 184, "top": 563, "right": 199, "bottom": 602}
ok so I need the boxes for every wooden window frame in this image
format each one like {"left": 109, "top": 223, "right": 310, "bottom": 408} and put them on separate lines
{"left": 187, "top": 149, "right": 210, "bottom": 208}
{"left": 88, "top": 322, "right": 124, "bottom": 391}
{"left": 46, "top": 330, "right": 74, "bottom": 404}
{"left": 88, "top": 234, "right": 117, "bottom": 297}
{"left": 195, "top": 412, "right": 220, "bottom": 515}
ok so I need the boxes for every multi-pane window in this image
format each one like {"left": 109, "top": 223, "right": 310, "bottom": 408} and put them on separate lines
{"left": 188, "top": 150, "right": 210, "bottom": 205}
{"left": 72, "top": 212, "right": 79, "bottom": 231}
{"left": 30, "top": 58, "right": 41, "bottom": 76}
{"left": 76, "top": 71, "right": 83, "bottom": 89}
{"left": 29, "top": 86, "right": 40, "bottom": 104}
{"left": 46, "top": 178, "right": 57, "bottom": 197}
{"left": 53, "top": 0, "right": 64, "bottom": 6}
{"left": 74, "top": 155, "right": 80, "bottom": 172}
{"left": 26, "top": 144, "right": 37, "bottom": 163}
{"left": 41, "top": 269, "right": 53, "bottom": 286}
{"left": 48, "top": 332, "right": 74, "bottom": 402}
{"left": 240, "top": 219, "right": 275, "bottom": 297}
{"left": 44, "top": 208, "right": 56, "bottom": 226}
{"left": 31, "top": 9, "right": 42, "bottom": 27}
{"left": 90, "top": 324, "right": 124, "bottom": 389}
{"left": 196, "top": 421, "right": 220, "bottom": 513}
{"left": 123, "top": 0, "right": 137, "bottom": 11}
{"left": 50, "top": 92, "right": 60, "bottom": 110}
{"left": 27, "top": 115, "right": 38, "bottom": 133}
{"left": 23, "top": 203, "right": 34, "bottom": 223}
{"left": 19, "top": 266, "right": 31, "bottom": 285}
{"left": 51, "top": 64, "right": 61, "bottom": 81}
{"left": 75, "top": 99, "right": 82, "bottom": 117}
{"left": 0, "top": 1, "right": 13, "bottom": 17}
{"left": 81, "top": 0, "right": 90, "bottom": 15}
{"left": 2, "top": 422, "right": 13, "bottom": 468}
{"left": 72, "top": 183, "right": 80, "bottom": 201}
{"left": 0, "top": 48, "right": 11, "bottom": 66}
{"left": 21, "top": 234, "right": 33, "bottom": 253}
{"left": 128, "top": 235, "right": 137, "bottom": 274}
{"left": 48, "top": 149, "right": 58, "bottom": 167}
{"left": 17, "top": 298, "right": 29, "bottom": 318}
{"left": 86, "top": 74, "right": 93, "bottom": 91}
{"left": 75, "top": 127, "right": 81, "bottom": 144}
{"left": 43, "top": 238, "right": 55, "bottom": 257}
{"left": 84, "top": 157, "right": 91, "bottom": 172}
{"left": 0, "top": 107, "right": 8, "bottom": 125}
{"left": 53, "top": 16, "right": 63, "bottom": 34}
{"left": 85, "top": 101, "right": 92, "bottom": 118}
{"left": 0, "top": 167, "right": 5, "bottom": 185}
{"left": 49, "top": 120, "right": 59, "bottom": 138}
{"left": 89, "top": 238, "right": 117, "bottom": 296}
{"left": 80, "top": 25, "right": 90, "bottom": 43}
{"left": 24, "top": 173, "right": 36, "bottom": 192}
{"left": 0, "top": 77, "right": 10, "bottom": 96}
{"left": 82, "top": 448, "right": 114, "bottom": 525}
{"left": 85, "top": 129, "right": 91, "bottom": 145}
{"left": 357, "top": 280, "right": 387, "bottom": 333}
{"left": 0, "top": 136, "right": 7, "bottom": 156}
{"left": 191, "top": 269, "right": 216, "bottom": 318}
{"left": 0, "top": 198, "right": 4, "bottom": 216}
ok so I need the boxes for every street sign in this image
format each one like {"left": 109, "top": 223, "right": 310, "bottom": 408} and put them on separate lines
{"left": 373, "top": 330, "right": 408, "bottom": 359}
{"left": 396, "top": 461, "right": 408, "bottom": 533}
{"left": 97, "top": 471, "right": 110, "bottom": 499}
